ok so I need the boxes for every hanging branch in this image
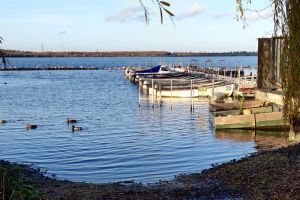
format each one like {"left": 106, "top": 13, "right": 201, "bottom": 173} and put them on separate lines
{"left": 139, "top": 0, "right": 174, "bottom": 24}
{"left": 236, "top": 0, "right": 275, "bottom": 28}
{"left": 279, "top": 0, "right": 300, "bottom": 132}
{"left": 0, "top": 37, "right": 7, "bottom": 66}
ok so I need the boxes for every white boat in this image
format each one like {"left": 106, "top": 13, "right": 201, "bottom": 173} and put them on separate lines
{"left": 148, "top": 82, "right": 235, "bottom": 98}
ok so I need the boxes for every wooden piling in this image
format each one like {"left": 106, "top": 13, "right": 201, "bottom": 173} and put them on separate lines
{"left": 171, "top": 79, "right": 173, "bottom": 110}
{"left": 192, "top": 80, "right": 194, "bottom": 112}
{"left": 190, "top": 80, "right": 193, "bottom": 112}
{"left": 212, "top": 79, "right": 215, "bottom": 101}
{"left": 152, "top": 79, "right": 154, "bottom": 108}
{"left": 138, "top": 80, "right": 141, "bottom": 107}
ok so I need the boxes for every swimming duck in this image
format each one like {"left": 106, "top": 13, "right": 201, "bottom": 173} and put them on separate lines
{"left": 0, "top": 120, "right": 7, "bottom": 124}
{"left": 72, "top": 125, "right": 82, "bottom": 132}
{"left": 25, "top": 124, "right": 38, "bottom": 129}
{"left": 65, "top": 118, "right": 77, "bottom": 124}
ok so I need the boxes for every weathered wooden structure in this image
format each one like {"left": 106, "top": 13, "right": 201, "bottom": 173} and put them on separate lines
{"left": 256, "top": 37, "right": 284, "bottom": 106}
{"left": 215, "top": 112, "right": 289, "bottom": 130}
{"left": 257, "top": 37, "right": 283, "bottom": 89}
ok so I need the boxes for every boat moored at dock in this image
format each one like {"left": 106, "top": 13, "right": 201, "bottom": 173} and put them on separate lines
{"left": 147, "top": 79, "right": 235, "bottom": 98}
{"left": 135, "top": 65, "right": 184, "bottom": 79}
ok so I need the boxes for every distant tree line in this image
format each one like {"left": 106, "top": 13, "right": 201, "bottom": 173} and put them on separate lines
{"left": 1, "top": 50, "right": 257, "bottom": 57}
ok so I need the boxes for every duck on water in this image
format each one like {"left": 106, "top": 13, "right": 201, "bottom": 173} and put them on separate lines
{"left": 72, "top": 126, "right": 83, "bottom": 132}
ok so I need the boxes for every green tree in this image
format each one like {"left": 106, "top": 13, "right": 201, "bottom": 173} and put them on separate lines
{"left": 236, "top": 0, "right": 300, "bottom": 138}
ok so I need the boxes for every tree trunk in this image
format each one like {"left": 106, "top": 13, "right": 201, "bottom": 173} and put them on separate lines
{"left": 289, "top": 125, "right": 296, "bottom": 141}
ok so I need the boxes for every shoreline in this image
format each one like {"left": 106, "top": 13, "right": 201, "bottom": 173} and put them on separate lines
{"left": 1, "top": 143, "right": 299, "bottom": 199}
{"left": 2, "top": 50, "right": 258, "bottom": 58}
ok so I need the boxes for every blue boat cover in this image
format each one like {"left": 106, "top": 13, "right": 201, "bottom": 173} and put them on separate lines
{"left": 136, "top": 65, "right": 161, "bottom": 74}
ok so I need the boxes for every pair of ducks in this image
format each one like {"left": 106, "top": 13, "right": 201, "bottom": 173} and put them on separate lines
{"left": 24, "top": 118, "right": 83, "bottom": 131}
{"left": 65, "top": 118, "right": 83, "bottom": 132}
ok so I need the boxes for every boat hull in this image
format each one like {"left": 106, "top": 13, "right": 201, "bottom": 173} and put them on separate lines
{"left": 149, "top": 84, "right": 235, "bottom": 98}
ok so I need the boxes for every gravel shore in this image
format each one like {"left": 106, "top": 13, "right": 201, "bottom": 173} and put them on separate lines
{"left": 1, "top": 143, "right": 299, "bottom": 200}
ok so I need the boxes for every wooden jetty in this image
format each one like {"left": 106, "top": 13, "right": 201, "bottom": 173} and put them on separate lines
{"left": 215, "top": 111, "right": 289, "bottom": 131}
{"left": 210, "top": 100, "right": 265, "bottom": 111}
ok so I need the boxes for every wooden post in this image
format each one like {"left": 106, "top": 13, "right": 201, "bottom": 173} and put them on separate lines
{"left": 155, "top": 84, "right": 158, "bottom": 100}
{"left": 159, "top": 83, "right": 162, "bottom": 108}
{"left": 238, "top": 68, "right": 241, "bottom": 91}
{"left": 152, "top": 79, "right": 154, "bottom": 108}
{"left": 171, "top": 80, "right": 173, "bottom": 110}
{"left": 251, "top": 67, "right": 255, "bottom": 83}
{"left": 190, "top": 79, "right": 193, "bottom": 112}
{"left": 192, "top": 80, "right": 194, "bottom": 112}
{"left": 138, "top": 80, "right": 141, "bottom": 107}
{"left": 212, "top": 79, "right": 215, "bottom": 101}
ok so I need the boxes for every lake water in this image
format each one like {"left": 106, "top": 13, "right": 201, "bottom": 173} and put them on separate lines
{"left": 3, "top": 56, "right": 257, "bottom": 69}
{"left": 0, "top": 56, "right": 287, "bottom": 183}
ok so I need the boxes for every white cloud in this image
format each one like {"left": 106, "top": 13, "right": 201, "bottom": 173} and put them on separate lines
{"left": 176, "top": 2, "right": 207, "bottom": 20}
{"left": 105, "top": 7, "right": 144, "bottom": 23}
{"left": 246, "top": 10, "right": 272, "bottom": 21}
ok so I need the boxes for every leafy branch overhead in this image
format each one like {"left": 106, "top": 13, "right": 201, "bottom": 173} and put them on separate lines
{"left": 237, "top": 0, "right": 300, "bottom": 133}
{"left": 0, "top": 37, "right": 8, "bottom": 66}
{"left": 139, "top": 0, "right": 174, "bottom": 24}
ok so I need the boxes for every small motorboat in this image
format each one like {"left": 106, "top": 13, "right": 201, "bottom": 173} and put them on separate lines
{"left": 135, "top": 65, "right": 183, "bottom": 79}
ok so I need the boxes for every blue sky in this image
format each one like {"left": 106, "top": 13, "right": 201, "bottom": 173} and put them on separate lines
{"left": 0, "top": 0, "right": 274, "bottom": 52}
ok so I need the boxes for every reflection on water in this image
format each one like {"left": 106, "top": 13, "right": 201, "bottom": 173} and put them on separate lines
{"left": 215, "top": 130, "right": 289, "bottom": 151}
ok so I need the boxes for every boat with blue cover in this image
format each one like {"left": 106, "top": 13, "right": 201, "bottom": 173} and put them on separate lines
{"left": 135, "top": 65, "right": 183, "bottom": 78}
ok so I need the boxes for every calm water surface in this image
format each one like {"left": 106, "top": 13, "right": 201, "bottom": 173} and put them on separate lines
{"left": 4, "top": 56, "right": 258, "bottom": 68}
{"left": 0, "top": 57, "right": 281, "bottom": 183}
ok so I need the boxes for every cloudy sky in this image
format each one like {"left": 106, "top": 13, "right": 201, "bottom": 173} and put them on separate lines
{"left": 0, "top": 0, "right": 274, "bottom": 52}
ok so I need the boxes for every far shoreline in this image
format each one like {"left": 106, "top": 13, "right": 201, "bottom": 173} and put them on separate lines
{"left": 2, "top": 49, "right": 258, "bottom": 58}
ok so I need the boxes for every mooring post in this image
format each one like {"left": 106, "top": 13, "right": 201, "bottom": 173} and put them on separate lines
{"left": 171, "top": 80, "right": 173, "bottom": 110}
{"left": 159, "top": 83, "right": 162, "bottom": 108}
{"left": 251, "top": 66, "right": 255, "bottom": 83}
{"left": 223, "top": 68, "right": 226, "bottom": 81}
{"left": 138, "top": 80, "right": 141, "bottom": 107}
{"left": 192, "top": 80, "right": 195, "bottom": 112}
{"left": 238, "top": 68, "right": 241, "bottom": 91}
{"left": 190, "top": 79, "right": 193, "bottom": 112}
{"left": 152, "top": 79, "right": 154, "bottom": 108}
{"left": 212, "top": 79, "right": 215, "bottom": 101}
